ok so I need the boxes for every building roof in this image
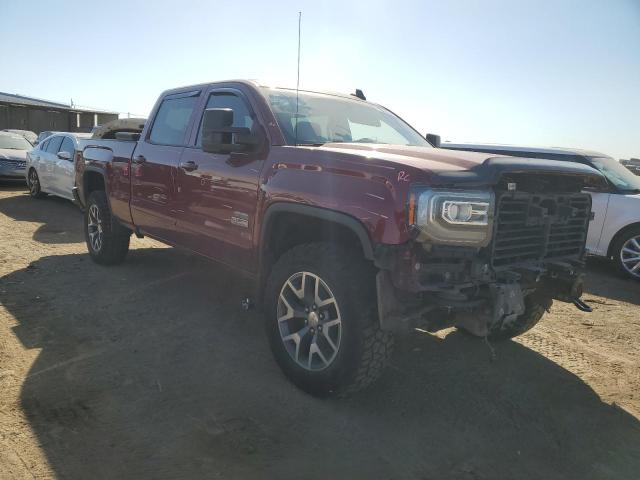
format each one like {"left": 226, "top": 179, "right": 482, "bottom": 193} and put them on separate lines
{"left": 0, "top": 91, "right": 118, "bottom": 114}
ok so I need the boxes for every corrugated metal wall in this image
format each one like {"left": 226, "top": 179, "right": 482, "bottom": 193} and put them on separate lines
{"left": 0, "top": 103, "right": 117, "bottom": 134}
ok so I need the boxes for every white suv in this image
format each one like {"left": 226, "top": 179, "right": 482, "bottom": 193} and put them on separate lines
{"left": 441, "top": 144, "right": 640, "bottom": 280}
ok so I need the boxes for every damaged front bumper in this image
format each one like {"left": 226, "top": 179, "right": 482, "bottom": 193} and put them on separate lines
{"left": 376, "top": 187, "right": 595, "bottom": 335}
{"left": 375, "top": 243, "right": 591, "bottom": 335}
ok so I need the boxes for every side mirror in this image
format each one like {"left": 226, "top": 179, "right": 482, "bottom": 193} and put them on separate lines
{"left": 201, "top": 108, "right": 260, "bottom": 154}
{"left": 57, "top": 150, "right": 72, "bottom": 161}
{"left": 426, "top": 133, "right": 441, "bottom": 148}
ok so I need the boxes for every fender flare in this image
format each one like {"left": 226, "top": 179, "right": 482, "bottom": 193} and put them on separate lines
{"left": 260, "top": 202, "right": 374, "bottom": 263}
{"left": 81, "top": 167, "right": 109, "bottom": 207}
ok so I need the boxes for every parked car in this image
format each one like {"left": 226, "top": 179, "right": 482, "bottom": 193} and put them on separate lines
{"left": 75, "top": 80, "right": 604, "bottom": 396}
{"left": 2, "top": 129, "right": 37, "bottom": 145}
{"left": 25, "top": 132, "right": 91, "bottom": 201}
{"left": 0, "top": 131, "right": 32, "bottom": 180}
{"left": 34, "top": 130, "right": 60, "bottom": 145}
{"left": 441, "top": 143, "right": 640, "bottom": 280}
{"left": 621, "top": 158, "right": 640, "bottom": 176}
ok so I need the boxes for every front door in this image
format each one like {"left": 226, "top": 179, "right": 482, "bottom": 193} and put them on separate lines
{"left": 53, "top": 135, "right": 76, "bottom": 199}
{"left": 130, "top": 91, "right": 200, "bottom": 243}
{"left": 176, "top": 88, "right": 265, "bottom": 272}
{"left": 41, "top": 135, "right": 63, "bottom": 192}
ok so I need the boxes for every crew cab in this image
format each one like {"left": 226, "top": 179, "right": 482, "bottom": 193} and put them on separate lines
{"left": 75, "top": 80, "right": 605, "bottom": 396}
{"left": 441, "top": 143, "right": 640, "bottom": 281}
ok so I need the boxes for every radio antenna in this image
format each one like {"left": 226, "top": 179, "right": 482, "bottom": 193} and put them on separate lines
{"left": 294, "top": 11, "right": 302, "bottom": 146}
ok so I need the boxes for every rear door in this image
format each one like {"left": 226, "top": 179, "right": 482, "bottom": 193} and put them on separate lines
{"left": 53, "top": 135, "right": 76, "bottom": 200}
{"left": 130, "top": 90, "right": 200, "bottom": 243}
{"left": 175, "top": 87, "right": 265, "bottom": 272}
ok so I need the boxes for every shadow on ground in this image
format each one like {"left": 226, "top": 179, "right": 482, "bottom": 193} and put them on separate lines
{"left": 1, "top": 249, "right": 639, "bottom": 480}
{"left": 584, "top": 257, "right": 640, "bottom": 306}
{"left": 0, "top": 180, "right": 28, "bottom": 192}
{"left": 0, "top": 191, "right": 84, "bottom": 244}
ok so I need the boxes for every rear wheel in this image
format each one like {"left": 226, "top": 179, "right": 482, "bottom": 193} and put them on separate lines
{"left": 612, "top": 226, "right": 640, "bottom": 281}
{"left": 27, "top": 169, "right": 45, "bottom": 198}
{"left": 84, "top": 190, "right": 130, "bottom": 265}
{"left": 264, "top": 243, "right": 394, "bottom": 396}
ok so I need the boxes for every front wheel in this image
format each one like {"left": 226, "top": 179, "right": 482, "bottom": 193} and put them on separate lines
{"left": 612, "top": 226, "right": 640, "bottom": 281}
{"left": 27, "top": 169, "right": 45, "bottom": 198}
{"left": 84, "top": 190, "right": 130, "bottom": 265}
{"left": 264, "top": 243, "right": 394, "bottom": 396}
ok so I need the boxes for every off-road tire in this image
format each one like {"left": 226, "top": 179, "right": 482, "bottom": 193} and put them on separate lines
{"left": 84, "top": 190, "right": 130, "bottom": 265}
{"left": 487, "top": 294, "right": 552, "bottom": 341}
{"left": 264, "top": 243, "right": 394, "bottom": 397}
{"left": 611, "top": 225, "right": 640, "bottom": 281}
{"left": 27, "top": 168, "right": 45, "bottom": 198}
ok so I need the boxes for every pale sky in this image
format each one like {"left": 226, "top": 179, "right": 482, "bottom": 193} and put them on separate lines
{"left": 1, "top": 0, "right": 639, "bottom": 159}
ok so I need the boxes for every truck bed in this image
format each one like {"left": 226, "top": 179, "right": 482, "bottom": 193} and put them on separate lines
{"left": 76, "top": 138, "right": 138, "bottom": 226}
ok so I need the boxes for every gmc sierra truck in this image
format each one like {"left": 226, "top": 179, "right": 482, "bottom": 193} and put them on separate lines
{"left": 75, "top": 80, "right": 604, "bottom": 396}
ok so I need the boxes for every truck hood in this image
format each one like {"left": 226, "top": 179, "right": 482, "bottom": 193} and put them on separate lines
{"left": 315, "top": 143, "right": 605, "bottom": 187}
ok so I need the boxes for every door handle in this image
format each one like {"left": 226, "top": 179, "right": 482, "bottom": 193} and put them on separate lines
{"left": 179, "top": 160, "right": 198, "bottom": 172}
{"left": 132, "top": 155, "right": 146, "bottom": 164}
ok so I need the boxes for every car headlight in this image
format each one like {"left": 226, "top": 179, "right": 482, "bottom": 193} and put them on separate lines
{"left": 411, "top": 189, "right": 495, "bottom": 246}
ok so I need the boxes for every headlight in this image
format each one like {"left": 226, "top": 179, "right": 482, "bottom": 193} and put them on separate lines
{"left": 412, "top": 189, "right": 494, "bottom": 246}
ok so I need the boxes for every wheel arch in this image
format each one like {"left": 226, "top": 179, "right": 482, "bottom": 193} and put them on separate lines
{"left": 83, "top": 168, "right": 108, "bottom": 198}
{"left": 259, "top": 203, "right": 374, "bottom": 281}
{"left": 607, "top": 221, "right": 640, "bottom": 258}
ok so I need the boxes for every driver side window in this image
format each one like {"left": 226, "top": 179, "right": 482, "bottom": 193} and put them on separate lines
{"left": 45, "top": 136, "right": 63, "bottom": 154}
{"left": 196, "top": 92, "right": 254, "bottom": 147}
{"left": 59, "top": 136, "right": 74, "bottom": 155}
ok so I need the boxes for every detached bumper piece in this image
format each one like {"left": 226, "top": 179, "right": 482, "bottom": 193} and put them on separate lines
{"left": 377, "top": 262, "right": 591, "bottom": 334}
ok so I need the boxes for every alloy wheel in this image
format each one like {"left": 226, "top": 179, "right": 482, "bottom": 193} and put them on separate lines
{"left": 87, "top": 204, "right": 104, "bottom": 253}
{"left": 277, "top": 271, "right": 342, "bottom": 371}
{"left": 620, "top": 235, "right": 640, "bottom": 278}
{"left": 29, "top": 170, "right": 39, "bottom": 195}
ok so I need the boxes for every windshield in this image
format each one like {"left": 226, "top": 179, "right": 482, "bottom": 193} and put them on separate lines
{"left": 0, "top": 135, "right": 32, "bottom": 150}
{"left": 590, "top": 157, "right": 640, "bottom": 192}
{"left": 262, "top": 88, "right": 430, "bottom": 147}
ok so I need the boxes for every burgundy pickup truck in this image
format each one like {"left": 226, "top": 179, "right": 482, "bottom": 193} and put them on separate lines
{"left": 75, "top": 80, "right": 604, "bottom": 396}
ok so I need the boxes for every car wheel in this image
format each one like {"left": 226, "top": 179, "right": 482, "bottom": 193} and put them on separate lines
{"left": 84, "top": 190, "right": 131, "bottom": 265}
{"left": 613, "top": 226, "right": 640, "bottom": 281}
{"left": 27, "top": 169, "right": 45, "bottom": 198}
{"left": 264, "top": 242, "right": 394, "bottom": 397}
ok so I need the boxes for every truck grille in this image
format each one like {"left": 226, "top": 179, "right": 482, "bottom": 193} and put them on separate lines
{"left": 491, "top": 192, "right": 591, "bottom": 268}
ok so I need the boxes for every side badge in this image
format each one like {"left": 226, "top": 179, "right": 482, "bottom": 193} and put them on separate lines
{"left": 231, "top": 211, "right": 249, "bottom": 228}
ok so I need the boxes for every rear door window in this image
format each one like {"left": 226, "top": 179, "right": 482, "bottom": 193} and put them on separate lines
{"left": 45, "top": 136, "right": 63, "bottom": 154}
{"left": 149, "top": 94, "right": 199, "bottom": 146}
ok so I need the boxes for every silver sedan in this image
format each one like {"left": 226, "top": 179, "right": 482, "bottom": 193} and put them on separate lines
{"left": 0, "top": 132, "right": 31, "bottom": 180}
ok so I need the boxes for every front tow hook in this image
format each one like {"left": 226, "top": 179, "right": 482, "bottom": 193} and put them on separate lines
{"left": 572, "top": 297, "right": 593, "bottom": 313}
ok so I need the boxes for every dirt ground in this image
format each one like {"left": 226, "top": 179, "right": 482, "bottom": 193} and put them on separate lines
{"left": 0, "top": 184, "right": 638, "bottom": 480}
